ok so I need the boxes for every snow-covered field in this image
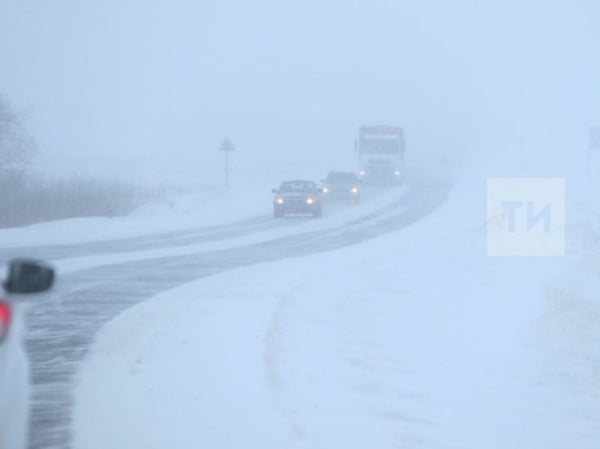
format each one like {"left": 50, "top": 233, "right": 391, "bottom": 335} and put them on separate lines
{"left": 3, "top": 0, "right": 599, "bottom": 447}
{"left": 66, "top": 173, "right": 600, "bottom": 448}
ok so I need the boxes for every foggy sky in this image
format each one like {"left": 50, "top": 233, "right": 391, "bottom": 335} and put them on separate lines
{"left": 1, "top": 0, "right": 599, "bottom": 183}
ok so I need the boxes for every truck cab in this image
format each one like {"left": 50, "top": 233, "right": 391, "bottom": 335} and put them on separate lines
{"left": 356, "top": 125, "right": 405, "bottom": 184}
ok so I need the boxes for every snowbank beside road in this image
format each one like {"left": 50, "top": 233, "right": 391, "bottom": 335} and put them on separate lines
{"left": 72, "top": 178, "right": 600, "bottom": 448}
{"left": 0, "top": 187, "right": 270, "bottom": 248}
{"left": 52, "top": 184, "right": 410, "bottom": 274}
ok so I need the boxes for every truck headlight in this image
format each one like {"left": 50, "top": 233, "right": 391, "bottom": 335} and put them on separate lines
{"left": 351, "top": 187, "right": 359, "bottom": 194}
{"left": 323, "top": 187, "right": 329, "bottom": 193}
{"left": 394, "top": 170, "right": 400, "bottom": 176}
{"left": 276, "top": 198, "right": 284, "bottom": 204}
{"left": 306, "top": 198, "right": 314, "bottom": 204}
{"left": 359, "top": 170, "right": 366, "bottom": 176}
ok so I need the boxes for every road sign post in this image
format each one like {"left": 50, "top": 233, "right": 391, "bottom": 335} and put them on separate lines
{"left": 219, "top": 137, "right": 235, "bottom": 188}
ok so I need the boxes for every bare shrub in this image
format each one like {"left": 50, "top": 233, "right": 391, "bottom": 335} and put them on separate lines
{"left": 0, "top": 172, "right": 148, "bottom": 228}
{"left": 0, "top": 96, "right": 34, "bottom": 171}
{"left": 0, "top": 96, "right": 152, "bottom": 228}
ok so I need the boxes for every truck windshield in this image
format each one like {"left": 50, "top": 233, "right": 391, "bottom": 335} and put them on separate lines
{"left": 360, "top": 139, "right": 399, "bottom": 154}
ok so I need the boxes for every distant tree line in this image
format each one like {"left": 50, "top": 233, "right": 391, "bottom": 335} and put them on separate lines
{"left": 0, "top": 95, "right": 148, "bottom": 228}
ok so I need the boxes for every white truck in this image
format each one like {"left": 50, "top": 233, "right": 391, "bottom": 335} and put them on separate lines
{"left": 355, "top": 125, "right": 405, "bottom": 183}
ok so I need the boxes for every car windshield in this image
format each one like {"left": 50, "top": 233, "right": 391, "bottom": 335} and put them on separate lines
{"left": 279, "top": 181, "right": 315, "bottom": 192}
{"left": 326, "top": 173, "right": 358, "bottom": 183}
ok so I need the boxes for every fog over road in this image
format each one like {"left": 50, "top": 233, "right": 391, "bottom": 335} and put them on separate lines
{"left": 0, "top": 180, "right": 449, "bottom": 449}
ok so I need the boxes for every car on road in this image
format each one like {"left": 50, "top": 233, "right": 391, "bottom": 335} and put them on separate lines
{"left": 1, "top": 259, "right": 55, "bottom": 449}
{"left": 321, "top": 171, "right": 362, "bottom": 203}
{"left": 272, "top": 180, "right": 323, "bottom": 218}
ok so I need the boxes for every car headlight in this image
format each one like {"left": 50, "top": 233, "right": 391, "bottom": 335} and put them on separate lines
{"left": 359, "top": 170, "right": 366, "bottom": 176}
{"left": 394, "top": 170, "right": 401, "bottom": 176}
{"left": 306, "top": 198, "right": 314, "bottom": 204}
{"left": 351, "top": 187, "right": 359, "bottom": 194}
{"left": 323, "top": 187, "right": 329, "bottom": 193}
{"left": 276, "top": 198, "right": 284, "bottom": 204}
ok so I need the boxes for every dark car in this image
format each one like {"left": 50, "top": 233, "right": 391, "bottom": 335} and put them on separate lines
{"left": 321, "top": 171, "right": 361, "bottom": 203}
{"left": 272, "top": 180, "right": 323, "bottom": 218}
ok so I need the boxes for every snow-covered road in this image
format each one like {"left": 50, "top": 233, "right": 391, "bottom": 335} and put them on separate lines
{"left": 6, "top": 172, "right": 600, "bottom": 449}
{"left": 68, "top": 175, "right": 600, "bottom": 449}
{"left": 7, "top": 180, "right": 449, "bottom": 449}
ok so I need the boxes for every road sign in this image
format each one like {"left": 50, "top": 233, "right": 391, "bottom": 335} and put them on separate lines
{"left": 219, "top": 137, "right": 235, "bottom": 152}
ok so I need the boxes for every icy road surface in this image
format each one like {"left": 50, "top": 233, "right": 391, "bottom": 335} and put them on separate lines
{"left": 0, "top": 181, "right": 448, "bottom": 449}
{"left": 71, "top": 176, "right": 600, "bottom": 449}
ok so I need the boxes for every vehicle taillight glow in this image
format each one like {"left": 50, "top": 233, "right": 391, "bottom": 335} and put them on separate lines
{"left": 0, "top": 301, "right": 11, "bottom": 342}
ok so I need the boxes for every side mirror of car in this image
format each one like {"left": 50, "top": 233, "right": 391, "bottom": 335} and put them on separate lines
{"left": 3, "top": 259, "right": 55, "bottom": 294}
{"left": 271, "top": 188, "right": 278, "bottom": 194}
